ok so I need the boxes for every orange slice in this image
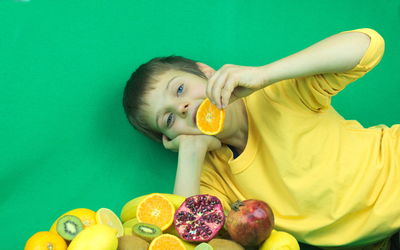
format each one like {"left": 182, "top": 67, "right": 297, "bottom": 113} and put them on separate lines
{"left": 96, "top": 208, "right": 124, "bottom": 237}
{"left": 196, "top": 98, "right": 225, "bottom": 135}
{"left": 136, "top": 193, "right": 175, "bottom": 231}
{"left": 149, "top": 234, "right": 189, "bottom": 250}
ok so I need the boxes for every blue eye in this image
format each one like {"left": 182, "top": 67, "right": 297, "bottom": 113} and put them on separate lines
{"left": 166, "top": 113, "right": 174, "bottom": 127}
{"left": 177, "top": 84, "right": 184, "bottom": 95}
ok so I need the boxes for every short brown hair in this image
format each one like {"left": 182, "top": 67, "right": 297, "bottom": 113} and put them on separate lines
{"left": 122, "top": 55, "right": 207, "bottom": 143}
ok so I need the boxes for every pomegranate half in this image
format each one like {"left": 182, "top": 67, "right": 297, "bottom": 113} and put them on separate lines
{"left": 174, "top": 194, "right": 225, "bottom": 242}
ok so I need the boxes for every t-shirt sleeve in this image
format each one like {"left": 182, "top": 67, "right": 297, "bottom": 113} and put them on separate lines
{"left": 292, "top": 28, "right": 385, "bottom": 112}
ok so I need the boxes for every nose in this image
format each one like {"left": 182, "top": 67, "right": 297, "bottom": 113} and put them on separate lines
{"left": 177, "top": 102, "right": 189, "bottom": 117}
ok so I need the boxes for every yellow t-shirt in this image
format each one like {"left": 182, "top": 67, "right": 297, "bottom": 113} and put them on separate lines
{"left": 199, "top": 28, "right": 400, "bottom": 247}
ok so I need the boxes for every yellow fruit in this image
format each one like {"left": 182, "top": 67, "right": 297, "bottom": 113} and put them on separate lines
{"left": 68, "top": 224, "right": 118, "bottom": 250}
{"left": 123, "top": 227, "right": 132, "bottom": 236}
{"left": 122, "top": 217, "right": 139, "bottom": 236}
{"left": 149, "top": 234, "right": 196, "bottom": 250}
{"left": 96, "top": 208, "right": 124, "bottom": 238}
{"left": 24, "top": 231, "right": 67, "bottom": 250}
{"left": 50, "top": 208, "right": 96, "bottom": 233}
{"left": 136, "top": 193, "right": 175, "bottom": 231}
{"left": 120, "top": 193, "right": 185, "bottom": 223}
{"left": 122, "top": 217, "right": 139, "bottom": 228}
{"left": 260, "top": 230, "right": 300, "bottom": 250}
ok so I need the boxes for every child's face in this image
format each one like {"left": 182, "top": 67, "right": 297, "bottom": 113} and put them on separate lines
{"left": 144, "top": 69, "right": 207, "bottom": 140}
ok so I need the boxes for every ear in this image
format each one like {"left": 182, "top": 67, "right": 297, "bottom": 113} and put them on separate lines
{"left": 196, "top": 62, "right": 216, "bottom": 79}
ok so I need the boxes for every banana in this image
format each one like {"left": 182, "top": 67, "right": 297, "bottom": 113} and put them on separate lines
{"left": 120, "top": 193, "right": 186, "bottom": 223}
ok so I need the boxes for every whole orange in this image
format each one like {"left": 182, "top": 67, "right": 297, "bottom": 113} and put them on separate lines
{"left": 25, "top": 231, "right": 67, "bottom": 250}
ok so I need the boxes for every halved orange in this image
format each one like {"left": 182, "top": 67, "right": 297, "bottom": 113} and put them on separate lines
{"left": 196, "top": 98, "right": 225, "bottom": 135}
{"left": 149, "top": 234, "right": 193, "bottom": 250}
{"left": 136, "top": 193, "right": 175, "bottom": 231}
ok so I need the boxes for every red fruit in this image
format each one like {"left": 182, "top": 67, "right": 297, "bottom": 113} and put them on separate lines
{"left": 226, "top": 199, "right": 274, "bottom": 247}
{"left": 174, "top": 194, "right": 225, "bottom": 242}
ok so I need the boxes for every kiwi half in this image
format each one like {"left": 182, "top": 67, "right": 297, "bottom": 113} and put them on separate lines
{"left": 56, "top": 215, "right": 84, "bottom": 240}
{"left": 132, "top": 223, "right": 162, "bottom": 242}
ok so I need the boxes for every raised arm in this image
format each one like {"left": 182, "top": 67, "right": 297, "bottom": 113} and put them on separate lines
{"left": 206, "top": 28, "right": 384, "bottom": 109}
{"left": 261, "top": 30, "right": 372, "bottom": 85}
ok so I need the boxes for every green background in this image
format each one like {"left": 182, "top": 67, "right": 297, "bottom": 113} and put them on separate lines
{"left": 1, "top": 0, "right": 399, "bottom": 249}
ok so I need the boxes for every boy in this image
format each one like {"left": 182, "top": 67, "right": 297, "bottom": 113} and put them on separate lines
{"left": 122, "top": 28, "right": 399, "bottom": 248}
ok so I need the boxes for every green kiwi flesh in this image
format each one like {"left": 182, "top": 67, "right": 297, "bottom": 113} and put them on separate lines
{"left": 56, "top": 215, "right": 84, "bottom": 240}
{"left": 132, "top": 223, "right": 162, "bottom": 242}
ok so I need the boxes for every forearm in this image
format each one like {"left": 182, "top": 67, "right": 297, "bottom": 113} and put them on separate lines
{"left": 261, "top": 31, "right": 371, "bottom": 85}
{"left": 173, "top": 141, "right": 208, "bottom": 197}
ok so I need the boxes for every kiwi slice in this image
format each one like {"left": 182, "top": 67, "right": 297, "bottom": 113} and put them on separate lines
{"left": 56, "top": 215, "right": 84, "bottom": 240}
{"left": 132, "top": 223, "right": 162, "bottom": 242}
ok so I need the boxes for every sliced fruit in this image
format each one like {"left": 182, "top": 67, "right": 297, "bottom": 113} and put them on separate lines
{"left": 68, "top": 224, "right": 118, "bottom": 250}
{"left": 56, "top": 215, "right": 84, "bottom": 241}
{"left": 149, "top": 234, "right": 195, "bottom": 250}
{"left": 136, "top": 193, "right": 175, "bottom": 231}
{"left": 120, "top": 193, "right": 185, "bottom": 223}
{"left": 50, "top": 208, "right": 97, "bottom": 232}
{"left": 132, "top": 223, "right": 162, "bottom": 242}
{"left": 174, "top": 194, "right": 225, "bottom": 242}
{"left": 24, "top": 231, "right": 67, "bottom": 250}
{"left": 96, "top": 208, "right": 124, "bottom": 237}
{"left": 196, "top": 98, "right": 225, "bottom": 135}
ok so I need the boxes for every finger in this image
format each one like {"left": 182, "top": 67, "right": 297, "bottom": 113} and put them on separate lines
{"left": 206, "top": 70, "right": 220, "bottom": 103}
{"left": 233, "top": 86, "right": 254, "bottom": 100}
{"left": 162, "top": 134, "right": 172, "bottom": 149}
{"left": 204, "top": 69, "right": 216, "bottom": 79}
{"left": 163, "top": 134, "right": 179, "bottom": 152}
{"left": 220, "top": 79, "right": 237, "bottom": 109}
{"left": 211, "top": 73, "right": 229, "bottom": 109}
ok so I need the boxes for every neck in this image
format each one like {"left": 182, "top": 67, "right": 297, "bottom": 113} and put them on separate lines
{"left": 218, "top": 100, "right": 248, "bottom": 153}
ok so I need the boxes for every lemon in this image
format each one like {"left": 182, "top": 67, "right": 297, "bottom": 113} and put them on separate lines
{"left": 96, "top": 208, "right": 124, "bottom": 237}
{"left": 260, "top": 230, "right": 300, "bottom": 250}
{"left": 68, "top": 224, "right": 118, "bottom": 250}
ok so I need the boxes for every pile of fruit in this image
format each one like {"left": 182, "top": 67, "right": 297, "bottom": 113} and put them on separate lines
{"left": 25, "top": 193, "right": 300, "bottom": 249}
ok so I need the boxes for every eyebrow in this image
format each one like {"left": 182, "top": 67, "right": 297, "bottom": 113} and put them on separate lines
{"left": 155, "top": 75, "right": 180, "bottom": 130}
